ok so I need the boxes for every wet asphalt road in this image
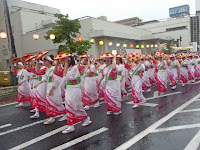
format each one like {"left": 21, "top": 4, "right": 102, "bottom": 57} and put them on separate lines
{"left": 1, "top": 82, "right": 200, "bottom": 150}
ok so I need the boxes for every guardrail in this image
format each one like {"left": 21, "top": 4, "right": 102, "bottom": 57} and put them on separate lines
{"left": 0, "top": 86, "right": 18, "bottom": 103}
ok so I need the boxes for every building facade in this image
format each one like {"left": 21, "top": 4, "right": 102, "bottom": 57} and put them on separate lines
{"left": 196, "top": 0, "right": 200, "bottom": 49}
{"left": 0, "top": 0, "right": 199, "bottom": 71}
{"left": 136, "top": 17, "right": 192, "bottom": 47}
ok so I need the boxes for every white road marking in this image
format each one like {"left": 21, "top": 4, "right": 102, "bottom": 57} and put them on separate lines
{"left": 126, "top": 102, "right": 158, "bottom": 107}
{"left": 139, "top": 103, "right": 158, "bottom": 107}
{"left": 9, "top": 125, "right": 67, "bottom": 150}
{"left": 151, "top": 123, "right": 200, "bottom": 133}
{"left": 184, "top": 129, "right": 200, "bottom": 150}
{"left": 0, "top": 102, "right": 17, "bottom": 108}
{"left": 194, "top": 98, "right": 200, "bottom": 101}
{"left": 99, "top": 101, "right": 105, "bottom": 105}
{"left": 153, "top": 91, "right": 159, "bottom": 97}
{"left": 178, "top": 80, "right": 200, "bottom": 85}
{"left": 190, "top": 80, "right": 200, "bottom": 85}
{"left": 145, "top": 92, "right": 181, "bottom": 101}
{"left": 51, "top": 127, "right": 108, "bottom": 150}
{"left": 0, "top": 115, "right": 61, "bottom": 136}
{"left": 179, "top": 108, "right": 200, "bottom": 113}
{"left": 0, "top": 124, "right": 12, "bottom": 129}
{"left": 114, "top": 93, "right": 200, "bottom": 150}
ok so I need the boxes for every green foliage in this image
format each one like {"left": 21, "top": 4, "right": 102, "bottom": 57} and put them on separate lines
{"left": 44, "top": 14, "right": 92, "bottom": 55}
{"left": 161, "top": 39, "right": 174, "bottom": 54}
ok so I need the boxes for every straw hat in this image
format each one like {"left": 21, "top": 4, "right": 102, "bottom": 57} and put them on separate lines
{"left": 11, "top": 57, "right": 20, "bottom": 64}
{"left": 155, "top": 51, "right": 164, "bottom": 57}
{"left": 170, "top": 54, "right": 175, "bottom": 58}
{"left": 37, "top": 50, "right": 49, "bottom": 60}
{"left": 25, "top": 55, "right": 36, "bottom": 62}
{"left": 80, "top": 53, "right": 90, "bottom": 58}
{"left": 100, "top": 53, "right": 114, "bottom": 58}
{"left": 128, "top": 53, "right": 141, "bottom": 62}
{"left": 116, "top": 54, "right": 123, "bottom": 58}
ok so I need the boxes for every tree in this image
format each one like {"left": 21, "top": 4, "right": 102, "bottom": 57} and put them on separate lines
{"left": 44, "top": 14, "right": 92, "bottom": 55}
{"left": 161, "top": 39, "right": 174, "bottom": 54}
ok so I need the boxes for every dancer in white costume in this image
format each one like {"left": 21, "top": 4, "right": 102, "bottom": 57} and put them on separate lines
{"left": 116, "top": 54, "right": 127, "bottom": 98}
{"left": 188, "top": 54, "right": 195, "bottom": 83}
{"left": 142, "top": 56, "right": 151, "bottom": 92}
{"left": 168, "top": 54, "right": 180, "bottom": 90}
{"left": 11, "top": 62, "right": 30, "bottom": 107}
{"left": 82, "top": 56, "right": 99, "bottom": 110}
{"left": 62, "top": 54, "right": 92, "bottom": 134}
{"left": 129, "top": 53, "right": 145, "bottom": 108}
{"left": 98, "top": 53, "right": 122, "bottom": 115}
{"left": 155, "top": 52, "right": 168, "bottom": 95}
{"left": 42, "top": 55, "right": 65, "bottom": 125}
{"left": 29, "top": 60, "right": 46, "bottom": 119}
{"left": 96, "top": 58, "right": 106, "bottom": 98}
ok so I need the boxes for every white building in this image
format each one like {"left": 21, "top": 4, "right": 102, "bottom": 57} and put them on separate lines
{"left": 136, "top": 17, "right": 191, "bottom": 47}
{"left": 0, "top": 0, "right": 60, "bottom": 70}
{"left": 0, "top": 0, "right": 199, "bottom": 71}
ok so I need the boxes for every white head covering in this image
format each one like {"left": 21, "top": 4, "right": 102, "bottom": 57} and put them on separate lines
{"left": 45, "top": 56, "right": 53, "bottom": 62}
{"left": 39, "top": 60, "right": 43, "bottom": 65}
{"left": 18, "top": 62, "right": 23, "bottom": 66}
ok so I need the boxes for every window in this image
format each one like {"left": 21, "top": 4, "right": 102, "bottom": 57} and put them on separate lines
{"left": 166, "top": 26, "right": 187, "bottom": 32}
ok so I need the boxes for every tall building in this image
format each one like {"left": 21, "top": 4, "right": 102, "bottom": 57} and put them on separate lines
{"left": 196, "top": 0, "right": 200, "bottom": 48}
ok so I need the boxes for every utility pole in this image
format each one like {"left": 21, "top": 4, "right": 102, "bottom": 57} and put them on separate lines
{"left": 180, "top": 35, "right": 182, "bottom": 47}
{"left": 3, "top": 0, "right": 17, "bottom": 57}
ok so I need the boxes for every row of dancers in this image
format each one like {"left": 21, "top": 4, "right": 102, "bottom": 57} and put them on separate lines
{"left": 10, "top": 51, "right": 200, "bottom": 133}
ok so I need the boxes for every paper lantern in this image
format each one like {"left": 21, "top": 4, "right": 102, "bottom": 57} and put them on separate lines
{"left": 146, "top": 45, "right": 150, "bottom": 48}
{"left": 155, "top": 44, "right": 158, "bottom": 48}
{"left": 136, "top": 45, "right": 140, "bottom": 49}
{"left": 33, "top": 34, "right": 39, "bottom": 40}
{"left": 78, "top": 36, "right": 83, "bottom": 42}
{"left": 141, "top": 45, "right": 144, "bottom": 48}
{"left": 108, "top": 42, "right": 113, "bottom": 46}
{"left": 130, "top": 44, "right": 134, "bottom": 48}
{"left": 0, "top": 32, "right": 7, "bottom": 39}
{"left": 162, "top": 45, "right": 166, "bottom": 48}
{"left": 123, "top": 44, "right": 127, "bottom": 48}
{"left": 151, "top": 45, "right": 154, "bottom": 48}
{"left": 99, "top": 40, "right": 104, "bottom": 45}
{"left": 49, "top": 34, "right": 56, "bottom": 40}
{"left": 116, "top": 43, "right": 120, "bottom": 47}
{"left": 90, "top": 38, "right": 94, "bottom": 43}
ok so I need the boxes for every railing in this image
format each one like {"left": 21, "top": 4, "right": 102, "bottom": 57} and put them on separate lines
{"left": 0, "top": 86, "right": 17, "bottom": 102}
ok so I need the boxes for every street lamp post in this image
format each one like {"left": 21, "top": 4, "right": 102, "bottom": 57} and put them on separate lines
{"left": 3, "top": 0, "right": 17, "bottom": 57}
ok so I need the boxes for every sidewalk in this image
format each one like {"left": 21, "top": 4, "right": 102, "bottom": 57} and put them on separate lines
{"left": 0, "top": 86, "right": 17, "bottom": 106}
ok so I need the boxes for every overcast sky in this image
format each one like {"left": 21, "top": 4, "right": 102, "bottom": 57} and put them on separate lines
{"left": 24, "top": 0, "right": 196, "bottom": 21}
